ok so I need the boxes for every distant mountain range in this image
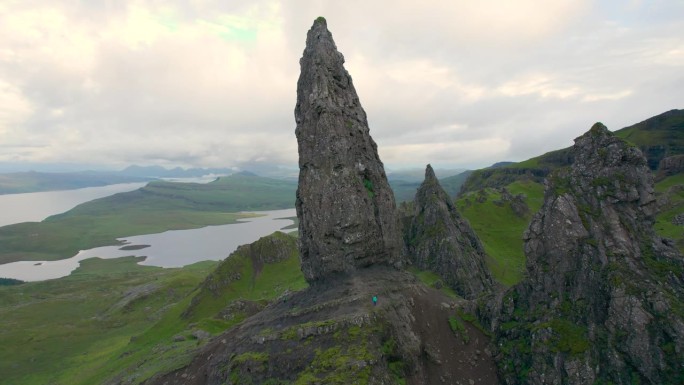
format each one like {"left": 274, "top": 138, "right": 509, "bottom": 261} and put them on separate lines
{"left": 0, "top": 171, "right": 153, "bottom": 195}
{"left": 117, "top": 165, "right": 236, "bottom": 178}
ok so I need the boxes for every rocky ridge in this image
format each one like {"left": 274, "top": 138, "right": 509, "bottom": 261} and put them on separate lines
{"left": 144, "top": 266, "right": 498, "bottom": 385}
{"left": 494, "top": 123, "right": 684, "bottom": 384}
{"left": 406, "top": 164, "right": 493, "bottom": 299}
{"left": 295, "top": 17, "right": 403, "bottom": 282}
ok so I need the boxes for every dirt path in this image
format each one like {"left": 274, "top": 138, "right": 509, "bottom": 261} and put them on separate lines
{"left": 408, "top": 285, "right": 499, "bottom": 385}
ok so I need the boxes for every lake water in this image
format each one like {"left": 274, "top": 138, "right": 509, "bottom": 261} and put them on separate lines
{"left": 0, "top": 208, "right": 296, "bottom": 282}
{"left": 0, "top": 183, "right": 148, "bottom": 227}
{"left": 0, "top": 177, "right": 223, "bottom": 227}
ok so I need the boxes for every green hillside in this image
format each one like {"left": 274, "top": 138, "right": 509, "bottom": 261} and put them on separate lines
{"left": 73, "top": 232, "right": 306, "bottom": 385}
{"left": 0, "top": 257, "right": 218, "bottom": 385}
{"left": 654, "top": 173, "right": 684, "bottom": 252}
{"left": 0, "top": 232, "right": 305, "bottom": 385}
{"left": 0, "top": 173, "right": 297, "bottom": 264}
{"left": 456, "top": 180, "right": 544, "bottom": 286}
{"left": 614, "top": 109, "right": 684, "bottom": 170}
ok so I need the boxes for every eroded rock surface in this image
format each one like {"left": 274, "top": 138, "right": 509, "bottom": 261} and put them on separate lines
{"left": 495, "top": 123, "right": 684, "bottom": 384}
{"left": 295, "top": 17, "right": 402, "bottom": 282}
{"left": 406, "top": 164, "right": 493, "bottom": 299}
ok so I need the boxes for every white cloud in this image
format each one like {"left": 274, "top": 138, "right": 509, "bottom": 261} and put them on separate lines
{"left": 0, "top": 0, "right": 682, "bottom": 170}
{"left": 0, "top": 79, "right": 33, "bottom": 140}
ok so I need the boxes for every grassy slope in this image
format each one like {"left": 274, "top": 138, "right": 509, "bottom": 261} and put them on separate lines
{"left": 0, "top": 174, "right": 297, "bottom": 264}
{"left": 75, "top": 232, "right": 307, "bottom": 385}
{"left": 456, "top": 180, "right": 544, "bottom": 286}
{"left": 0, "top": 171, "right": 152, "bottom": 194}
{"left": 654, "top": 173, "right": 684, "bottom": 253}
{"left": 0, "top": 257, "right": 217, "bottom": 385}
{"left": 407, "top": 266, "right": 459, "bottom": 299}
{"left": 0, "top": 232, "right": 306, "bottom": 385}
{"left": 613, "top": 109, "right": 684, "bottom": 170}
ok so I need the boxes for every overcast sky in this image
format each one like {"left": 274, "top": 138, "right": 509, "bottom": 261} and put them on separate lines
{"left": 1, "top": 1, "right": 682, "bottom": 172}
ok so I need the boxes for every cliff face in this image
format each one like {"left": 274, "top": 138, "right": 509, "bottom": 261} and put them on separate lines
{"left": 407, "top": 164, "right": 493, "bottom": 299}
{"left": 295, "top": 18, "right": 403, "bottom": 282}
{"left": 496, "top": 123, "right": 684, "bottom": 384}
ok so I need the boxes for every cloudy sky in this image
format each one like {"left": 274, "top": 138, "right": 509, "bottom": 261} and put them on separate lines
{"left": 1, "top": 1, "right": 682, "bottom": 172}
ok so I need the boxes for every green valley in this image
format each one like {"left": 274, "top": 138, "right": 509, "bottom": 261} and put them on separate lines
{"left": 0, "top": 173, "right": 296, "bottom": 264}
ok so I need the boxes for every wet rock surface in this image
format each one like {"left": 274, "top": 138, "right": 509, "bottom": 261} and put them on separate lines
{"left": 295, "top": 18, "right": 403, "bottom": 282}
{"left": 495, "top": 123, "right": 684, "bottom": 384}
{"left": 406, "top": 164, "right": 493, "bottom": 299}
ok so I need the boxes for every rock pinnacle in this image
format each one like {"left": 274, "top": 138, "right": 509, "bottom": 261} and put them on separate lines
{"left": 407, "top": 164, "right": 493, "bottom": 299}
{"left": 295, "top": 19, "right": 402, "bottom": 282}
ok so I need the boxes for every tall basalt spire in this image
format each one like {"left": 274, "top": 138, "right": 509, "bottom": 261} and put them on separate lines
{"left": 295, "top": 18, "right": 402, "bottom": 282}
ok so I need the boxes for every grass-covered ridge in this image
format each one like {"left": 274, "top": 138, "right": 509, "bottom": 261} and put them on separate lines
{"left": 613, "top": 109, "right": 684, "bottom": 170}
{"left": 459, "top": 109, "right": 683, "bottom": 195}
{"left": 0, "top": 173, "right": 296, "bottom": 264}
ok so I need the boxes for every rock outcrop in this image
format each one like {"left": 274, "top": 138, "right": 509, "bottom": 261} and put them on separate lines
{"left": 496, "top": 123, "right": 684, "bottom": 384}
{"left": 406, "top": 164, "right": 493, "bottom": 299}
{"left": 656, "top": 154, "right": 684, "bottom": 180}
{"left": 295, "top": 17, "right": 402, "bottom": 282}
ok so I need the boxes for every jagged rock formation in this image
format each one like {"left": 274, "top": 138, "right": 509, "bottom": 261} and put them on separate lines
{"left": 657, "top": 154, "right": 684, "bottom": 180}
{"left": 496, "top": 187, "right": 529, "bottom": 218}
{"left": 495, "top": 123, "right": 684, "bottom": 384}
{"left": 295, "top": 17, "right": 402, "bottom": 282}
{"left": 406, "top": 164, "right": 493, "bottom": 299}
